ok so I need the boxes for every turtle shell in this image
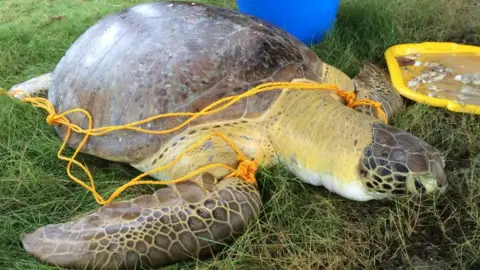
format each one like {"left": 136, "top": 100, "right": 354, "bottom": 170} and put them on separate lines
{"left": 49, "top": 1, "right": 323, "bottom": 163}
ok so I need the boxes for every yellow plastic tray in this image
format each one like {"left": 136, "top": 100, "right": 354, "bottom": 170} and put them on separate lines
{"left": 384, "top": 42, "right": 480, "bottom": 115}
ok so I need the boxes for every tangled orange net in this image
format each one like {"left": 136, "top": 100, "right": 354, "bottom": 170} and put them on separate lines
{"left": 3, "top": 82, "right": 386, "bottom": 205}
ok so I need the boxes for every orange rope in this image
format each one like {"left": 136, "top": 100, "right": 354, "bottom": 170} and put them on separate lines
{"left": 2, "top": 82, "right": 386, "bottom": 205}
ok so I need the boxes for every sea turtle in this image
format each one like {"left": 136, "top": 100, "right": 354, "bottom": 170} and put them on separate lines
{"left": 10, "top": 1, "right": 448, "bottom": 270}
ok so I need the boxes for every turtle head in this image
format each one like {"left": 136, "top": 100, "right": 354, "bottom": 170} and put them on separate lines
{"left": 359, "top": 122, "right": 447, "bottom": 199}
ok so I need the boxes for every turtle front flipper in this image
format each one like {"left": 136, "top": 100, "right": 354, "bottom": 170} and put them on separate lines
{"left": 8, "top": 72, "right": 52, "bottom": 99}
{"left": 21, "top": 173, "right": 261, "bottom": 270}
{"left": 352, "top": 63, "right": 404, "bottom": 121}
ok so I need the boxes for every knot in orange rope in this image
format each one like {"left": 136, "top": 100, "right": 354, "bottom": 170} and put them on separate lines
{"left": 46, "top": 114, "right": 63, "bottom": 125}
{"left": 340, "top": 92, "right": 357, "bottom": 106}
{"left": 227, "top": 158, "right": 258, "bottom": 185}
{"left": 322, "top": 85, "right": 387, "bottom": 124}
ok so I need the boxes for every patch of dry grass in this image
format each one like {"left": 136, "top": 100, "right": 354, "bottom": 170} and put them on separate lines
{"left": 1, "top": 0, "right": 479, "bottom": 269}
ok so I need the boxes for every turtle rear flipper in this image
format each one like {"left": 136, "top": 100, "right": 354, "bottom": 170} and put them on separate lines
{"left": 9, "top": 72, "right": 52, "bottom": 99}
{"left": 353, "top": 62, "right": 404, "bottom": 122}
{"left": 21, "top": 173, "right": 261, "bottom": 270}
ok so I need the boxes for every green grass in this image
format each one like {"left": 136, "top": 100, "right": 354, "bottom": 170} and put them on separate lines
{"left": 1, "top": 0, "right": 480, "bottom": 269}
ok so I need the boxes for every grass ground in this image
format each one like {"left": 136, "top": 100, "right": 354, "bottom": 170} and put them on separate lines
{"left": 1, "top": 0, "right": 480, "bottom": 269}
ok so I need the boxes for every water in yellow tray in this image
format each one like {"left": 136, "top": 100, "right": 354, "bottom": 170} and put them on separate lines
{"left": 397, "top": 53, "right": 480, "bottom": 105}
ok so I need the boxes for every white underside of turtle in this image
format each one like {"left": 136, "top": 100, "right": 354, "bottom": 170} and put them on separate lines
{"left": 284, "top": 157, "right": 378, "bottom": 201}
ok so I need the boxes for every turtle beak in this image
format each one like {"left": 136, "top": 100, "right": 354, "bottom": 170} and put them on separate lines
{"left": 407, "top": 166, "right": 448, "bottom": 196}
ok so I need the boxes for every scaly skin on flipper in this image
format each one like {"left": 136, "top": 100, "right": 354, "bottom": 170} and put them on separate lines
{"left": 9, "top": 73, "right": 52, "bottom": 99}
{"left": 21, "top": 173, "right": 261, "bottom": 270}
{"left": 353, "top": 63, "right": 404, "bottom": 121}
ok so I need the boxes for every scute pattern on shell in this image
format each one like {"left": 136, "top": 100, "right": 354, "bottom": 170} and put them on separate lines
{"left": 48, "top": 1, "right": 323, "bottom": 163}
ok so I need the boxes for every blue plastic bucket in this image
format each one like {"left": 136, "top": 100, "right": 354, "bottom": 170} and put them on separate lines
{"left": 236, "top": 0, "right": 340, "bottom": 45}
